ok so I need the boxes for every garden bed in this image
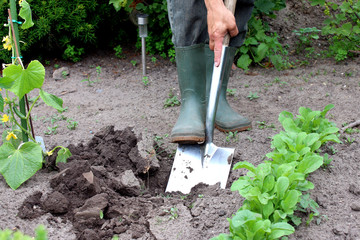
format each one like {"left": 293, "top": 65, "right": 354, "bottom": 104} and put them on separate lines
{"left": 0, "top": 49, "right": 359, "bottom": 239}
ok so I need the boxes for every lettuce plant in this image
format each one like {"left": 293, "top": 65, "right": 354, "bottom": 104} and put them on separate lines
{"left": 212, "top": 105, "right": 341, "bottom": 240}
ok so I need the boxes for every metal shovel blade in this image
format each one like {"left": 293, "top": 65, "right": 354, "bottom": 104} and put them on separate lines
{"left": 165, "top": 144, "right": 234, "bottom": 194}
{"left": 166, "top": 45, "right": 235, "bottom": 194}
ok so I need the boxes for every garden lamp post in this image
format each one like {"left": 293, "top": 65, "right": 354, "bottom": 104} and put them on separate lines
{"left": 137, "top": 14, "right": 148, "bottom": 76}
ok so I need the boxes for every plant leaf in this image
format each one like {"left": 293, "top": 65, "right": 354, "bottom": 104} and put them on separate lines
{"left": 19, "top": 0, "right": 34, "bottom": 29}
{"left": 297, "top": 154, "right": 323, "bottom": 174}
{"left": 268, "top": 222, "right": 295, "bottom": 240}
{"left": 0, "top": 142, "right": 43, "bottom": 189}
{"left": 39, "top": 89, "right": 64, "bottom": 112}
{"left": 4, "top": 61, "right": 45, "bottom": 99}
{"left": 56, "top": 147, "right": 72, "bottom": 165}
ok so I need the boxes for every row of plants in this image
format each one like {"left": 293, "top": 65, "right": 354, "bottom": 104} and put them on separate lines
{"left": 0, "top": 0, "right": 71, "bottom": 190}
{"left": 0, "top": 225, "right": 47, "bottom": 240}
{"left": 212, "top": 104, "right": 341, "bottom": 239}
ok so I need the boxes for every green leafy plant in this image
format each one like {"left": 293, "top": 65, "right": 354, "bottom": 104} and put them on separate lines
{"left": 81, "top": 74, "right": 96, "bottom": 87}
{"left": 96, "top": 66, "right": 102, "bottom": 79}
{"left": 308, "top": 0, "right": 360, "bottom": 61}
{"left": 44, "top": 125, "right": 58, "bottom": 135}
{"left": 63, "top": 44, "right": 85, "bottom": 62}
{"left": 0, "top": 225, "right": 47, "bottom": 240}
{"left": 247, "top": 91, "right": 259, "bottom": 100}
{"left": 0, "top": 0, "right": 71, "bottom": 190}
{"left": 163, "top": 90, "right": 180, "bottom": 108}
{"left": 226, "top": 131, "right": 239, "bottom": 143}
{"left": 67, "top": 118, "right": 78, "bottom": 130}
{"left": 236, "top": 0, "right": 290, "bottom": 71}
{"left": 293, "top": 27, "right": 321, "bottom": 55}
{"left": 322, "top": 153, "right": 333, "bottom": 168}
{"left": 114, "top": 45, "right": 125, "bottom": 59}
{"left": 142, "top": 76, "right": 149, "bottom": 87}
{"left": 213, "top": 104, "right": 341, "bottom": 240}
{"left": 130, "top": 60, "right": 137, "bottom": 67}
{"left": 164, "top": 207, "right": 179, "bottom": 220}
{"left": 226, "top": 88, "right": 236, "bottom": 97}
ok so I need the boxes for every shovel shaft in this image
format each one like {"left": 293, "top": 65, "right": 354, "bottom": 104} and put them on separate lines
{"left": 205, "top": 45, "right": 228, "bottom": 144}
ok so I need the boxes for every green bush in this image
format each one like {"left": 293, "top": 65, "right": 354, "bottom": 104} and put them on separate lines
{"left": 0, "top": 0, "right": 137, "bottom": 62}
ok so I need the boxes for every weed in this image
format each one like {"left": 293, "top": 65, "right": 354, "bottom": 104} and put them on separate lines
{"left": 244, "top": 84, "right": 250, "bottom": 88}
{"left": 151, "top": 56, "right": 157, "bottom": 63}
{"left": 44, "top": 125, "right": 58, "bottom": 135}
{"left": 164, "top": 207, "right": 179, "bottom": 220}
{"left": 63, "top": 45, "right": 84, "bottom": 62}
{"left": 114, "top": 45, "right": 125, "bottom": 59}
{"left": 81, "top": 74, "right": 96, "bottom": 87}
{"left": 54, "top": 64, "right": 60, "bottom": 69}
{"left": 142, "top": 76, "right": 149, "bottom": 87}
{"left": 322, "top": 153, "right": 333, "bottom": 168}
{"left": 67, "top": 119, "right": 78, "bottom": 130}
{"left": 164, "top": 91, "right": 180, "bottom": 108}
{"left": 344, "top": 136, "right": 355, "bottom": 145}
{"left": 247, "top": 92, "right": 259, "bottom": 100}
{"left": 257, "top": 121, "right": 275, "bottom": 129}
{"left": 293, "top": 27, "right": 321, "bottom": 54}
{"left": 345, "top": 127, "right": 360, "bottom": 134}
{"left": 246, "top": 136, "right": 253, "bottom": 142}
{"left": 226, "top": 88, "right": 236, "bottom": 97}
{"left": 130, "top": 60, "right": 137, "bottom": 67}
{"left": 226, "top": 131, "right": 239, "bottom": 143}
{"left": 273, "top": 77, "right": 280, "bottom": 83}
{"left": 61, "top": 70, "right": 68, "bottom": 79}
{"left": 99, "top": 210, "right": 104, "bottom": 219}
{"left": 96, "top": 66, "right": 102, "bottom": 79}
{"left": 328, "top": 145, "right": 338, "bottom": 155}
{"left": 198, "top": 194, "right": 204, "bottom": 199}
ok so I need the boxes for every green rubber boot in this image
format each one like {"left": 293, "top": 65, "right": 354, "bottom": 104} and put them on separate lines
{"left": 170, "top": 44, "right": 206, "bottom": 143}
{"left": 205, "top": 45, "right": 251, "bottom": 132}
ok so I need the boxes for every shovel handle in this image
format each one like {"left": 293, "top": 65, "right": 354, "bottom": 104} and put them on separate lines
{"left": 223, "top": 0, "right": 237, "bottom": 46}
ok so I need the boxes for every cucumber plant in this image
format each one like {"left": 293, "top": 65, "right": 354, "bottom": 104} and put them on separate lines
{"left": 0, "top": 0, "right": 71, "bottom": 190}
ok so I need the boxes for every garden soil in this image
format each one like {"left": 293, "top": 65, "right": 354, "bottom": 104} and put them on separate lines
{"left": 1, "top": 2, "right": 360, "bottom": 240}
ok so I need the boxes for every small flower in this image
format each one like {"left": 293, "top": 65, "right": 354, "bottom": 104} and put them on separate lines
{"left": 2, "top": 36, "right": 12, "bottom": 51}
{"left": 6, "top": 132, "right": 17, "bottom": 141}
{"left": 47, "top": 151, "right": 53, "bottom": 156}
{"left": 1, "top": 114, "right": 9, "bottom": 123}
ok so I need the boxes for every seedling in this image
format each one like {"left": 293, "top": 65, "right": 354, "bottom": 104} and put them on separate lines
{"left": 198, "top": 194, "right": 204, "bottom": 199}
{"left": 114, "top": 45, "right": 125, "bottom": 59}
{"left": 163, "top": 91, "right": 180, "bottom": 108}
{"left": 54, "top": 63, "right": 60, "bottom": 69}
{"left": 322, "top": 153, "right": 333, "bottom": 168}
{"left": 246, "top": 136, "right": 253, "bottom": 142}
{"left": 130, "top": 60, "right": 137, "bottom": 67}
{"left": 96, "top": 66, "right": 102, "bottom": 79}
{"left": 328, "top": 145, "right": 338, "bottom": 155}
{"left": 151, "top": 56, "right": 157, "bottom": 63}
{"left": 344, "top": 136, "right": 355, "bottom": 145}
{"left": 99, "top": 210, "right": 104, "bottom": 219}
{"left": 257, "top": 121, "right": 275, "bottom": 129}
{"left": 142, "top": 76, "right": 149, "bottom": 87}
{"left": 225, "top": 131, "right": 238, "bottom": 143}
{"left": 273, "top": 77, "right": 280, "bottom": 83}
{"left": 67, "top": 119, "right": 78, "bottom": 130}
{"left": 61, "top": 70, "right": 68, "bottom": 79}
{"left": 247, "top": 92, "right": 259, "bottom": 100}
{"left": 226, "top": 88, "right": 236, "bottom": 97}
{"left": 44, "top": 125, "right": 58, "bottom": 135}
{"left": 81, "top": 74, "right": 96, "bottom": 87}
{"left": 164, "top": 207, "right": 179, "bottom": 220}
{"left": 345, "top": 127, "right": 360, "bottom": 134}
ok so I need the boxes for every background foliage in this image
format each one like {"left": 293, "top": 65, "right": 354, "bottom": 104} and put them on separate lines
{"left": 1, "top": 0, "right": 359, "bottom": 66}
{"left": 0, "top": 0, "right": 137, "bottom": 62}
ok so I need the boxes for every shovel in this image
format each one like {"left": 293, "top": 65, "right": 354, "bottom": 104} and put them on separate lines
{"left": 166, "top": 0, "right": 237, "bottom": 194}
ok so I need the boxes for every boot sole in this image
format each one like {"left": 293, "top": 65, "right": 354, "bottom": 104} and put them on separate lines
{"left": 171, "top": 135, "right": 205, "bottom": 144}
{"left": 215, "top": 124, "right": 252, "bottom": 133}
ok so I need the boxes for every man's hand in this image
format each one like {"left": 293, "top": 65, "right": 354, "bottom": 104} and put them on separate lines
{"left": 205, "top": 0, "right": 238, "bottom": 67}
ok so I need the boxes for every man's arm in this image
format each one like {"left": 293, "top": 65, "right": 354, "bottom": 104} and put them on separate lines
{"left": 205, "top": 0, "right": 238, "bottom": 67}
